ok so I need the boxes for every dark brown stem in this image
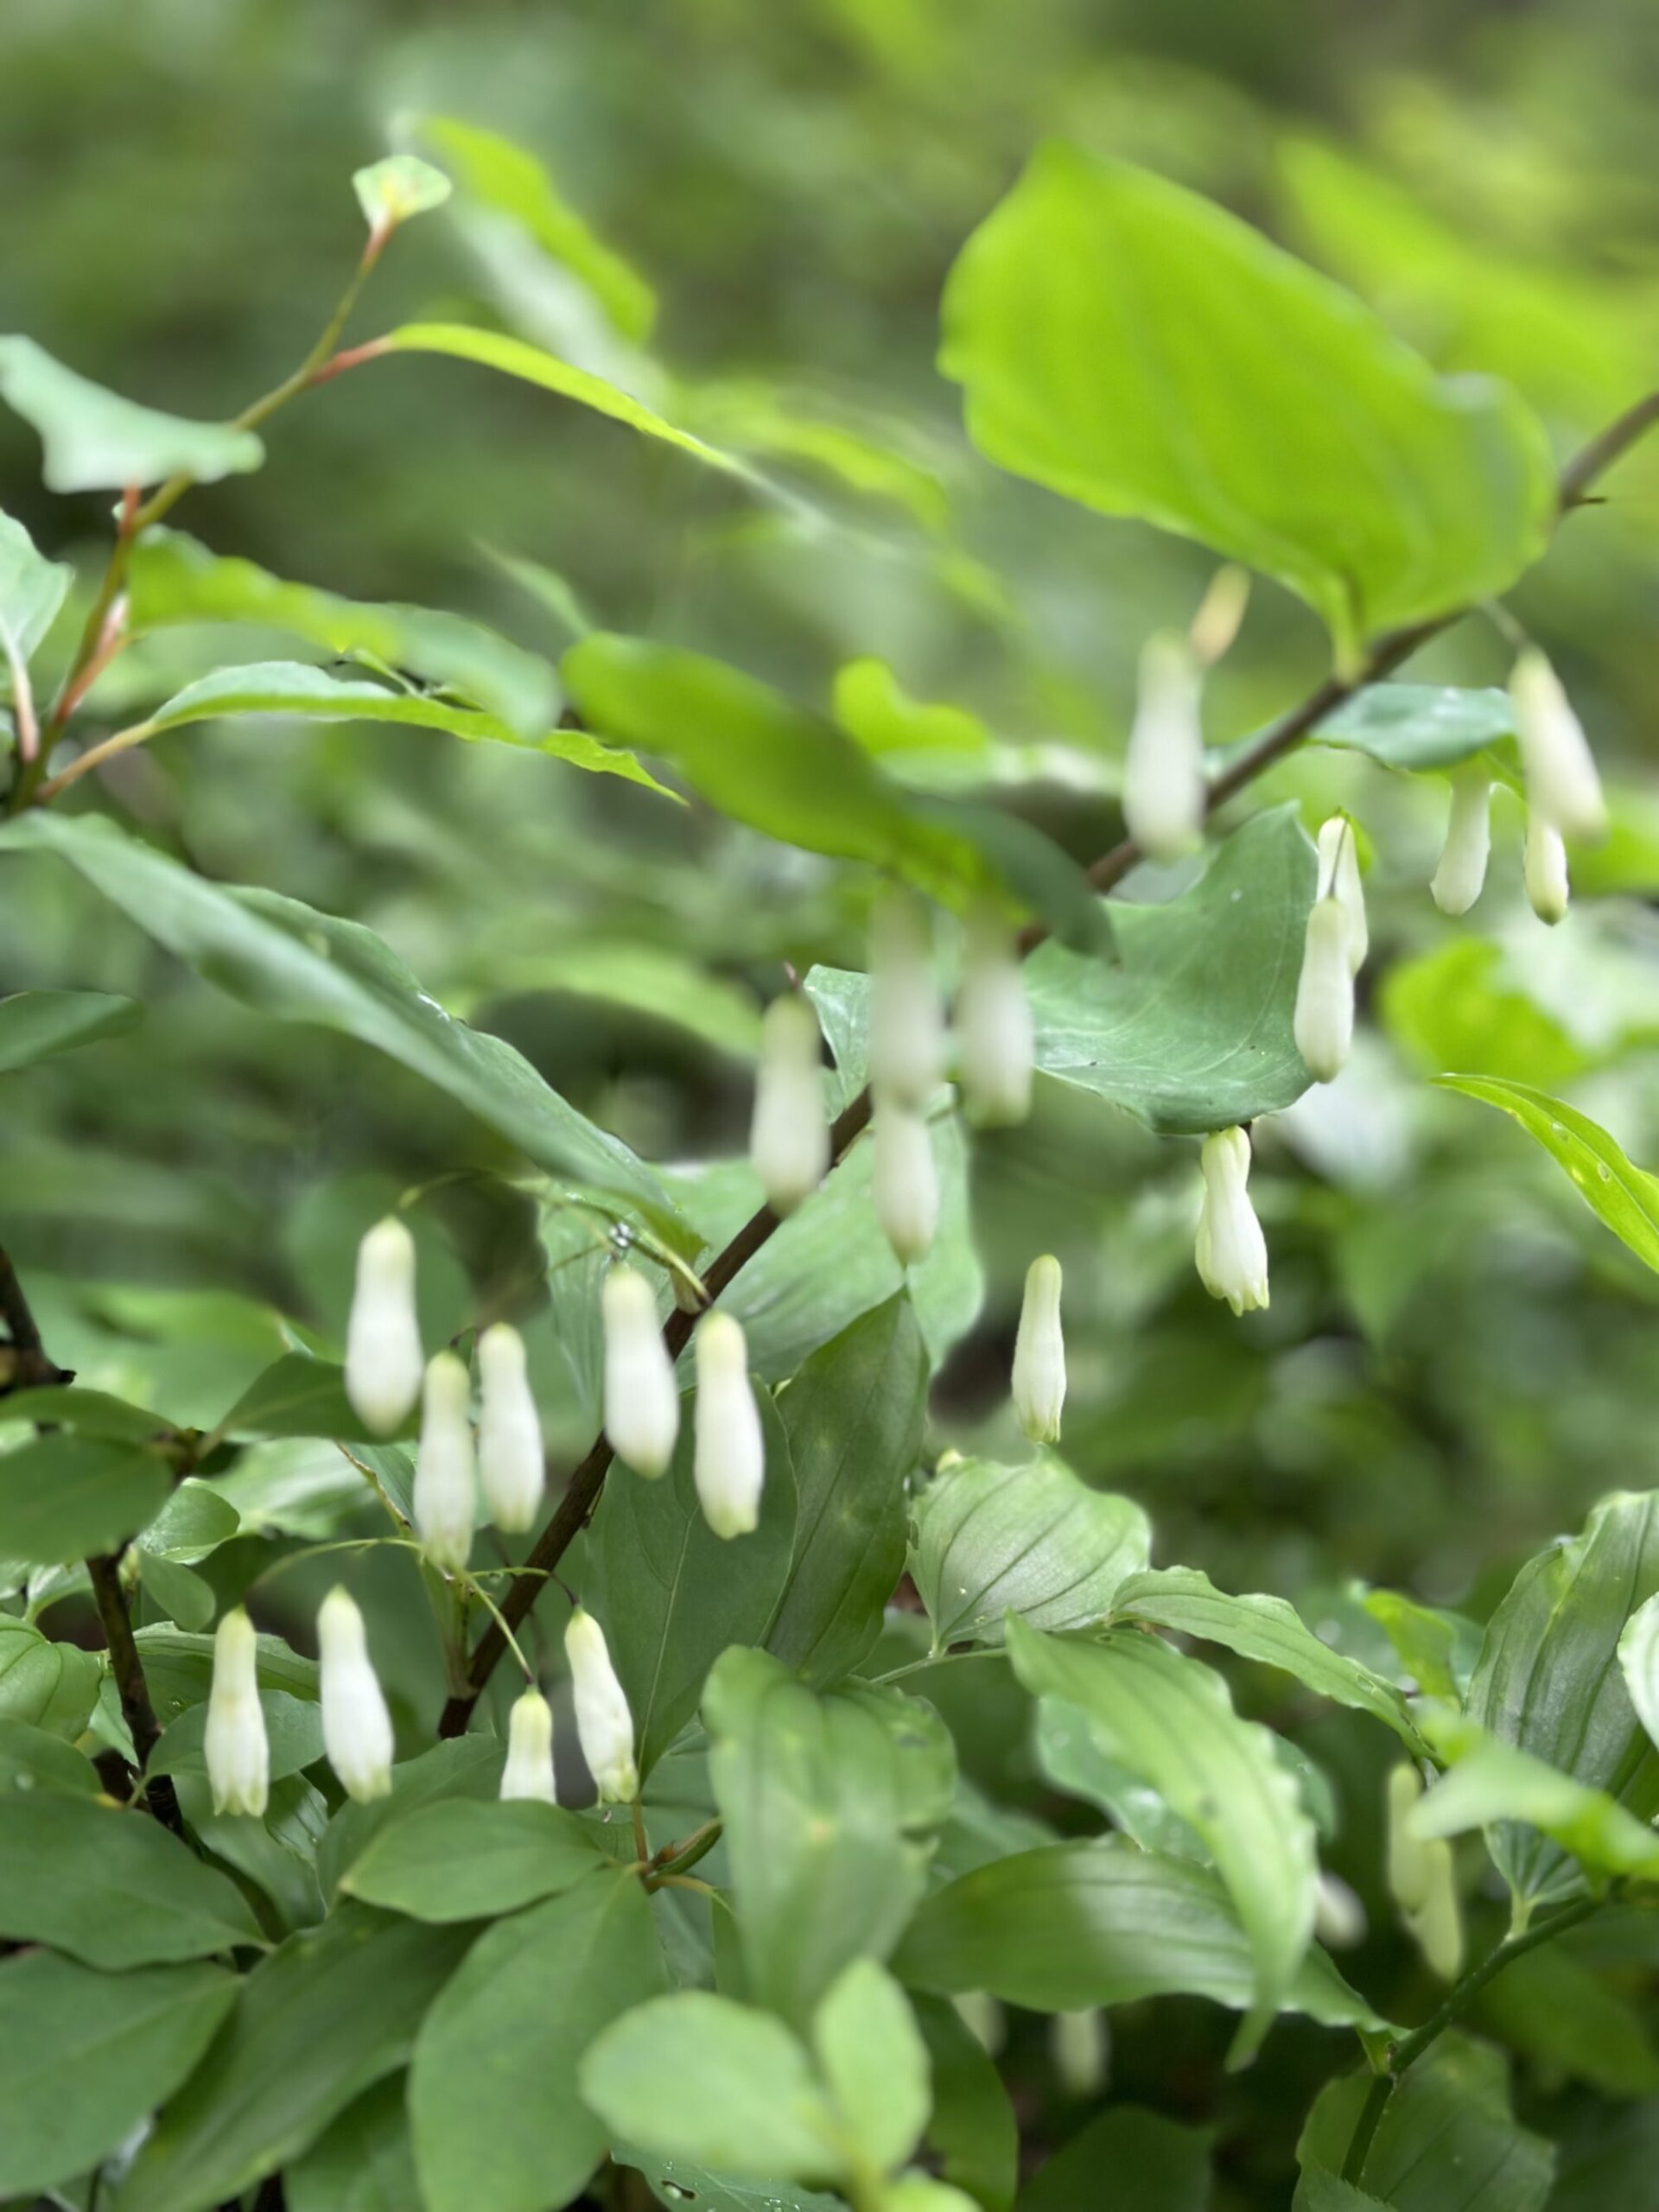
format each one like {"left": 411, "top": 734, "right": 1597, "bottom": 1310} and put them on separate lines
{"left": 440, "top": 389, "right": 1659, "bottom": 1737}
{"left": 0, "top": 1243, "right": 73, "bottom": 1390}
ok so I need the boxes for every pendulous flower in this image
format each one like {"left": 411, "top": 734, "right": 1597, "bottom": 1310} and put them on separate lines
{"left": 750, "top": 993, "right": 830, "bottom": 1215}
{"left": 1123, "top": 632, "right": 1205, "bottom": 862}
{"left": 345, "top": 1215, "right": 423, "bottom": 1437}
{"left": 318, "top": 1586, "right": 394, "bottom": 1804}
{"left": 955, "top": 905, "right": 1034, "bottom": 1128}
{"left": 693, "top": 1311, "right": 766, "bottom": 1540}
{"left": 499, "top": 1687, "right": 557, "bottom": 1804}
{"left": 1012, "top": 1254, "right": 1065, "bottom": 1444}
{"left": 872, "top": 1099, "right": 938, "bottom": 1267}
{"left": 203, "top": 1606, "right": 268, "bottom": 1819}
{"left": 565, "top": 1607, "right": 638, "bottom": 1804}
{"left": 1431, "top": 770, "right": 1492, "bottom": 917}
{"left": 477, "top": 1322, "right": 544, "bottom": 1535}
{"left": 602, "top": 1264, "right": 679, "bottom": 1478}
{"left": 1195, "top": 1126, "right": 1269, "bottom": 1316}
{"left": 413, "top": 1350, "right": 476, "bottom": 1574}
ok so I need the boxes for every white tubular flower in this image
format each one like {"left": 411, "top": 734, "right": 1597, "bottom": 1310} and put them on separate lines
{"left": 1315, "top": 817, "right": 1367, "bottom": 975}
{"left": 1524, "top": 808, "right": 1570, "bottom": 925}
{"left": 1123, "top": 632, "right": 1205, "bottom": 862}
{"left": 1293, "top": 895, "right": 1355, "bottom": 1084}
{"left": 413, "top": 1351, "right": 476, "bottom": 1574}
{"left": 1012, "top": 1255, "right": 1065, "bottom": 1444}
{"left": 477, "top": 1323, "right": 544, "bottom": 1535}
{"left": 1510, "top": 645, "right": 1605, "bottom": 843}
{"left": 1386, "top": 1763, "right": 1432, "bottom": 1913}
{"left": 955, "top": 906, "right": 1034, "bottom": 1128}
{"left": 318, "top": 1586, "right": 394, "bottom": 1803}
{"left": 499, "top": 1688, "right": 557, "bottom": 1804}
{"left": 1313, "top": 1872, "right": 1367, "bottom": 1952}
{"left": 564, "top": 1607, "right": 638, "bottom": 1804}
{"left": 693, "top": 1312, "right": 766, "bottom": 1540}
{"left": 1409, "top": 1840, "right": 1465, "bottom": 1982}
{"left": 1431, "top": 770, "right": 1491, "bottom": 917}
{"left": 345, "top": 1216, "right": 423, "bottom": 1437}
{"left": 203, "top": 1607, "right": 268, "bottom": 1819}
{"left": 602, "top": 1264, "right": 679, "bottom": 1478}
{"left": 750, "top": 994, "right": 830, "bottom": 1216}
{"left": 1050, "top": 2007, "right": 1109, "bottom": 2099}
{"left": 872, "top": 1100, "right": 938, "bottom": 1267}
{"left": 1195, "top": 1127, "right": 1269, "bottom": 1316}
{"left": 868, "top": 890, "right": 946, "bottom": 1107}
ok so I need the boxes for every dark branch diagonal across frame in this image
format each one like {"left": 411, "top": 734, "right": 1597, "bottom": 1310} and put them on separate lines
{"left": 436, "top": 381, "right": 1659, "bottom": 1737}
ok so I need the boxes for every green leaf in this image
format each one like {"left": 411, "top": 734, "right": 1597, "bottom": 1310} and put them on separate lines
{"left": 940, "top": 145, "right": 1553, "bottom": 660}
{"left": 910, "top": 1456, "right": 1149, "bottom": 1650}
{"left": 1620, "top": 1589, "right": 1659, "bottom": 1753}
{"left": 143, "top": 1478, "right": 242, "bottom": 1560}
{"left": 0, "top": 335, "right": 264, "bottom": 492}
{"left": 288, "top": 2077, "right": 421, "bottom": 2212}
{"left": 1112, "top": 1567, "right": 1421, "bottom": 1746}
{"left": 0, "top": 1432, "right": 173, "bottom": 1564}
{"left": 705, "top": 1646, "right": 956, "bottom": 2029}
{"left": 0, "top": 1382, "right": 172, "bottom": 1445}
{"left": 588, "top": 1385, "right": 796, "bottom": 1778}
{"left": 353, "top": 153, "right": 452, "bottom": 231}
{"left": 0, "top": 810, "right": 694, "bottom": 1255}
{"left": 580, "top": 1992, "right": 842, "bottom": 2183}
{"left": 151, "top": 1688, "right": 324, "bottom": 1784}
{"left": 1315, "top": 685, "right": 1516, "bottom": 773}
{"left": 1299, "top": 2035, "right": 1553, "bottom": 2211}
{"left": 1362, "top": 1590, "right": 1482, "bottom": 1705}
{"left": 135, "top": 1622, "right": 320, "bottom": 1721}
{"left": 812, "top": 1960, "right": 931, "bottom": 2176}
{"left": 410, "top": 1871, "right": 667, "bottom": 2212}
{"left": 1022, "top": 808, "right": 1318, "bottom": 1135}
{"left": 127, "top": 526, "right": 560, "bottom": 739}
{"left": 420, "top": 116, "right": 656, "bottom": 341}
{"left": 341, "top": 1799, "right": 606, "bottom": 1921}
{"left": 0, "top": 507, "right": 73, "bottom": 664}
{"left": 318, "top": 1735, "right": 505, "bottom": 1899}
{"left": 1435, "top": 1078, "right": 1659, "bottom": 1275}
{"left": 213, "top": 1352, "right": 397, "bottom": 1444}
{"left": 1411, "top": 1705, "right": 1659, "bottom": 1885}
{"left": 0, "top": 1791, "right": 264, "bottom": 1963}
{"left": 766, "top": 1294, "right": 929, "bottom": 1688}
{"left": 0, "top": 1615, "right": 100, "bottom": 1736}
{"left": 0, "top": 1955, "right": 235, "bottom": 2197}
{"left": 1020, "top": 2107, "right": 1211, "bottom": 2212}
{"left": 137, "top": 656, "right": 665, "bottom": 791}
{"left": 383, "top": 323, "right": 758, "bottom": 484}
{"left": 618, "top": 2152, "right": 842, "bottom": 2212}
{"left": 0, "top": 1713, "right": 99, "bottom": 1796}
{"left": 1473, "top": 1939, "right": 1659, "bottom": 2098}
{"left": 120, "top": 1904, "right": 474, "bottom": 2212}
{"left": 1462, "top": 1491, "right": 1659, "bottom": 1911}
{"left": 1005, "top": 1622, "right": 1317, "bottom": 2053}
{"left": 1382, "top": 942, "right": 1592, "bottom": 1090}
{"left": 0, "top": 988, "right": 140, "bottom": 1073}
{"left": 893, "top": 1836, "right": 1385, "bottom": 2031}
{"left": 912, "top": 1995, "right": 1017, "bottom": 2212}
{"left": 180, "top": 1770, "right": 329, "bottom": 1935}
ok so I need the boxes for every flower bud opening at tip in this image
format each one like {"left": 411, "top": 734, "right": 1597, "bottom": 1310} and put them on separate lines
{"left": 1195, "top": 1127, "right": 1269, "bottom": 1317}
{"left": 345, "top": 1214, "right": 423, "bottom": 1437}
{"left": 868, "top": 890, "right": 946, "bottom": 1108}
{"left": 1431, "top": 770, "right": 1491, "bottom": 917}
{"left": 1123, "top": 632, "right": 1205, "bottom": 864}
{"left": 318, "top": 1586, "right": 394, "bottom": 1804}
{"left": 564, "top": 1608, "right": 638, "bottom": 1805}
{"left": 1315, "top": 816, "right": 1367, "bottom": 975}
{"left": 750, "top": 993, "right": 830, "bottom": 1214}
{"left": 500, "top": 1688, "right": 558, "bottom": 1804}
{"left": 872, "top": 1099, "right": 939, "bottom": 1268}
{"left": 413, "top": 1350, "right": 476, "bottom": 1574}
{"left": 1510, "top": 646, "right": 1606, "bottom": 847}
{"left": 1012, "top": 1254, "right": 1065, "bottom": 1444}
{"left": 1524, "top": 807, "right": 1570, "bottom": 925}
{"left": 956, "top": 906, "right": 1034, "bottom": 1128}
{"left": 477, "top": 1322, "right": 546, "bottom": 1535}
{"left": 204, "top": 1606, "right": 269, "bottom": 1820}
{"left": 601, "top": 1263, "right": 679, "bottom": 1478}
{"left": 1293, "top": 895, "right": 1355, "bottom": 1084}
{"left": 693, "top": 1310, "right": 766, "bottom": 1540}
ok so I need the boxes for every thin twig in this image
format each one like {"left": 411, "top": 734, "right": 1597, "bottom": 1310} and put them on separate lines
{"left": 86, "top": 1553, "right": 182, "bottom": 1834}
{"left": 440, "top": 388, "right": 1659, "bottom": 1735}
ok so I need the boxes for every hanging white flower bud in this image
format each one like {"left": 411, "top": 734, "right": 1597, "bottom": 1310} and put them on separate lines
{"left": 1431, "top": 770, "right": 1491, "bottom": 917}
{"left": 1293, "top": 895, "right": 1355, "bottom": 1084}
{"left": 1123, "top": 632, "right": 1205, "bottom": 863}
{"left": 693, "top": 1312, "right": 765, "bottom": 1539}
{"left": 477, "top": 1323, "right": 544, "bottom": 1535}
{"left": 1195, "top": 1128, "right": 1269, "bottom": 1316}
{"left": 750, "top": 994, "right": 830, "bottom": 1215}
{"left": 1385, "top": 1763, "right": 1463, "bottom": 1980}
{"left": 872, "top": 1101, "right": 938, "bottom": 1267}
{"left": 499, "top": 1688, "right": 557, "bottom": 1804}
{"left": 1510, "top": 645, "right": 1605, "bottom": 844}
{"left": 1315, "top": 817, "right": 1367, "bottom": 975}
{"left": 1524, "top": 808, "right": 1570, "bottom": 925}
{"left": 1386, "top": 1763, "right": 1431, "bottom": 1915}
{"left": 203, "top": 1607, "right": 268, "bottom": 1819}
{"left": 1012, "top": 1255, "right": 1065, "bottom": 1444}
{"left": 1050, "top": 2007, "right": 1109, "bottom": 2098}
{"left": 602, "top": 1264, "right": 679, "bottom": 1478}
{"left": 1313, "top": 1872, "right": 1367, "bottom": 1952}
{"left": 413, "top": 1351, "right": 476, "bottom": 1573}
{"left": 344, "top": 1216, "right": 423, "bottom": 1437}
{"left": 868, "top": 890, "right": 946, "bottom": 1107}
{"left": 318, "top": 1586, "right": 394, "bottom": 1804}
{"left": 955, "top": 906, "right": 1034, "bottom": 1128}
{"left": 564, "top": 1607, "right": 637, "bottom": 1804}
